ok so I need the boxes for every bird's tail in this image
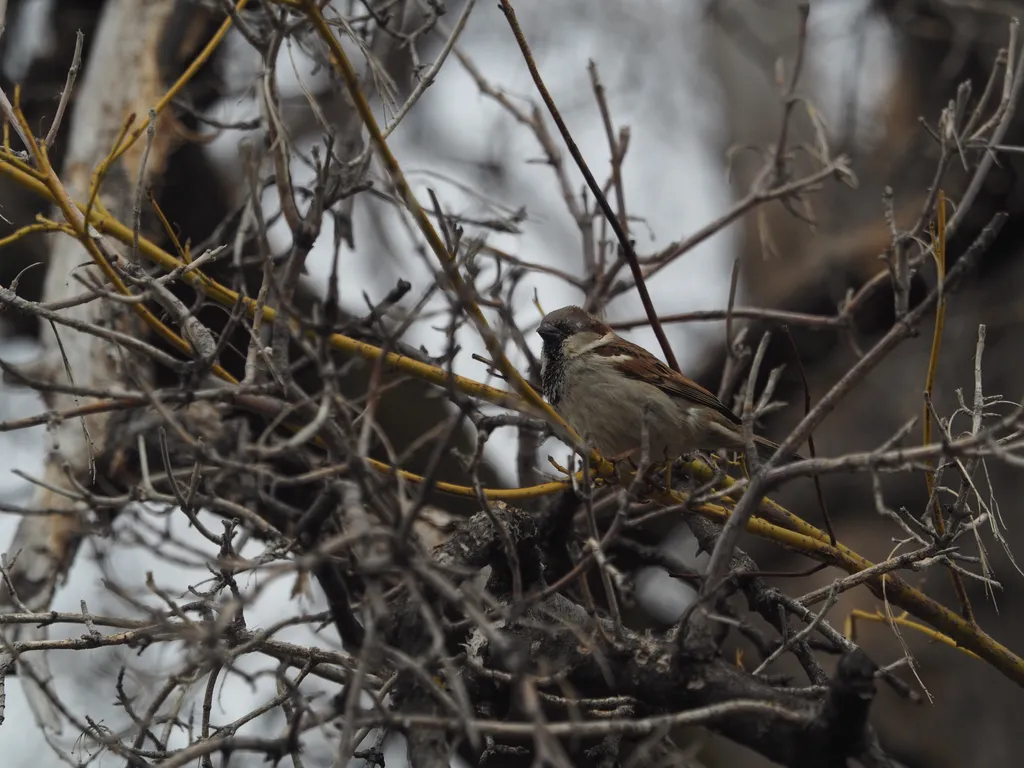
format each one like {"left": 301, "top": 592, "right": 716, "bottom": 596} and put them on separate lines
{"left": 753, "top": 434, "right": 804, "bottom": 462}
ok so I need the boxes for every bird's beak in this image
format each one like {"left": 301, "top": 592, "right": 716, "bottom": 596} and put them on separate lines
{"left": 537, "top": 322, "right": 558, "bottom": 341}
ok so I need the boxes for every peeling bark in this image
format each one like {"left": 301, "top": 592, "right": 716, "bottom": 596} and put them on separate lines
{"left": 0, "top": 0, "right": 194, "bottom": 724}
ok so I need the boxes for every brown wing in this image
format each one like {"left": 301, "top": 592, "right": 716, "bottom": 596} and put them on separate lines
{"left": 595, "top": 337, "right": 742, "bottom": 425}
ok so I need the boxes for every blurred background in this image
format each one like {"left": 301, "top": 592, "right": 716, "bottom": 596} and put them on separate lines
{"left": 2, "top": 0, "right": 1024, "bottom": 765}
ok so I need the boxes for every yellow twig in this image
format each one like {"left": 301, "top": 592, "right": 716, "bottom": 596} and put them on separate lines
{"left": 0, "top": 146, "right": 47, "bottom": 182}
{"left": 924, "top": 191, "right": 974, "bottom": 624}
{"left": 366, "top": 457, "right": 572, "bottom": 501}
{"left": 0, "top": 149, "right": 529, "bottom": 414}
{"left": 923, "top": 190, "right": 947, "bottom": 504}
{"left": 682, "top": 487, "right": 1021, "bottom": 683}
{"left": 149, "top": 191, "right": 189, "bottom": 263}
{"left": 297, "top": 0, "right": 580, "bottom": 447}
{"left": 8, "top": 106, "right": 237, "bottom": 386}
{"left": 0, "top": 221, "right": 64, "bottom": 249}
{"left": 846, "top": 608, "right": 981, "bottom": 661}
{"left": 108, "top": 0, "right": 252, "bottom": 165}
{"left": 682, "top": 458, "right": 829, "bottom": 542}
{"left": 86, "top": 113, "right": 135, "bottom": 227}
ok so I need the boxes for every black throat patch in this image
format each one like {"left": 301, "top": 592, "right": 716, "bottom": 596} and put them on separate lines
{"left": 540, "top": 339, "right": 566, "bottom": 406}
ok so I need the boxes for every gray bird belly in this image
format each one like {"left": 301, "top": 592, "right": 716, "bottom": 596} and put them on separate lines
{"left": 558, "top": 360, "right": 700, "bottom": 461}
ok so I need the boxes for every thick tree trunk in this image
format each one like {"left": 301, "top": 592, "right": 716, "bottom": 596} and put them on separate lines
{"left": 0, "top": 0, "right": 185, "bottom": 725}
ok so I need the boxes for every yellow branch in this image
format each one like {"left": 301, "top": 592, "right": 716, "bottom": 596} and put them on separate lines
{"left": 297, "top": 0, "right": 573, "bottom": 439}
{"left": 8, "top": 109, "right": 238, "bottom": 386}
{"left": 109, "top": 0, "right": 253, "bottom": 164}
{"left": 683, "top": 459, "right": 829, "bottom": 543}
{"left": 924, "top": 191, "right": 947, "bottom": 508}
{"left": 923, "top": 190, "right": 974, "bottom": 623}
{"left": 0, "top": 155, "right": 525, "bottom": 412}
{"left": 846, "top": 608, "right": 981, "bottom": 661}
{"left": 688, "top": 490, "right": 1023, "bottom": 683}
{"left": 366, "top": 457, "right": 572, "bottom": 501}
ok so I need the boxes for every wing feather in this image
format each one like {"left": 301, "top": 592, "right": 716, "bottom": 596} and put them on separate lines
{"left": 594, "top": 338, "right": 742, "bottom": 425}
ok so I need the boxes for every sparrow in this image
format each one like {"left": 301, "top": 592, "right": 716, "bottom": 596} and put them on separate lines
{"left": 537, "top": 305, "right": 791, "bottom": 464}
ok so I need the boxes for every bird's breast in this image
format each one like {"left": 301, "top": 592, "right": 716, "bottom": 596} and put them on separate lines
{"left": 557, "top": 358, "right": 704, "bottom": 460}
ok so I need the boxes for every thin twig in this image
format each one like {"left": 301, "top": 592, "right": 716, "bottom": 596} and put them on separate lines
{"left": 497, "top": 0, "right": 679, "bottom": 371}
{"left": 44, "top": 30, "right": 84, "bottom": 149}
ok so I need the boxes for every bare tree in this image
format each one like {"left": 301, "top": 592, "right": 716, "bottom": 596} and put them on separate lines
{"left": 1, "top": 2, "right": 1023, "bottom": 767}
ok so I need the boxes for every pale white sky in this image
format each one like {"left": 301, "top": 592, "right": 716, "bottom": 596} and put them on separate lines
{"left": 0, "top": 2, "right": 890, "bottom": 765}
